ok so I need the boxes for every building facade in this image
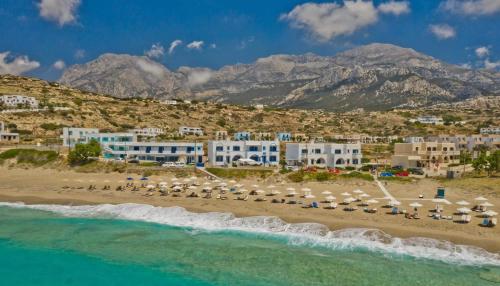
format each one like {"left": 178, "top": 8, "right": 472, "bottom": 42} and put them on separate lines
{"left": 480, "top": 127, "right": 500, "bottom": 135}
{"left": 178, "top": 126, "right": 203, "bottom": 136}
{"left": 427, "top": 134, "right": 500, "bottom": 152}
{"left": 102, "top": 141, "right": 204, "bottom": 163}
{"left": 391, "top": 142, "right": 460, "bottom": 169}
{"left": 60, "top": 127, "right": 100, "bottom": 147}
{"left": 410, "top": 116, "right": 444, "bottom": 125}
{"left": 234, "top": 131, "right": 251, "bottom": 141}
{"left": 128, "top": 128, "right": 164, "bottom": 137}
{"left": 214, "top": 130, "right": 228, "bottom": 141}
{"left": 207, "top": 140, "right": 280, "bottom": 166}
{"left": 0, "top": 121, "right": 19, "bottom": 143}
{"left": 277, "top": 132, "right": 292, "bottom": 142}
{"left": 0, "top": 95, "right": 39, "bottom": 109}
{"left": 285, "top": 143, "right": 362, "bottom": 168}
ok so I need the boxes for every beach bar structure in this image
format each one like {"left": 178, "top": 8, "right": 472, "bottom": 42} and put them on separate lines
{"left": 102, "top": 141, "right": 204, "bottom": 163}
{"left": 285, "top": 142, "right": 362, "bottom": 168}
{"left": 207, "top": 140, "right": 280, "bottom": 167}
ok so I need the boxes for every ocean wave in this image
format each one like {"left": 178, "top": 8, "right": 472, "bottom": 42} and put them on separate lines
{"left": 1, "top": 202, "right": 499, "bottom": 266}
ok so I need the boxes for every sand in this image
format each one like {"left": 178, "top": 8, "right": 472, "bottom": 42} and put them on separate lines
{"left": 0, "top": 166, "right": 499, "bottom": 253}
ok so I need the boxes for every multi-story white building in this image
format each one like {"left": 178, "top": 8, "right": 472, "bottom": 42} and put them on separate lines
{"left": 480, "top": 127, "right": 500, "bottom": 135}
{"left": 102, "top": 141, "right": 204, "bottom": 164}
{"left": 410, "top": 116, "right": 444, "bottom": 125}
{"left": 427, "top": 134, "right": 500, "bottom": 152}
{"left": 128, "top": 127, "right": 164, "bottom": 137}
{"left": 208, "top": 140, "right": 280, "bottom": 166}
{"left": 161, "top": 100, "right": 178, "bottom": 105}
{"left": 0, "top": 95, "right": 39, "bottom": 109}
{"left": 214, "top": 131, "right": 228, "bottom": 141}
{"left": 179, "top": 126, "right": 203, "bottom": 136}
{"left": 285, "top": 143, "right": 362, "bottom": 168}
{"left": 60, "top": 127, "right": 99, "bottom": 147}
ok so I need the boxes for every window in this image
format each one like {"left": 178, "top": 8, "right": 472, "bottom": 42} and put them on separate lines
{"left": 301, "top": 149, "right": 307, "bottom": 154}
{"left": 233, "top": 146, "right": 240, "bottom": 151}
{"left": 171, "top": 147, "right": 177, "bottom": 153}
{"left": 270, "top": 146, "right": 277, "bottom": 152}
{"left": 334, "top": 149, "right": 341, "bottom": 154}
{"left": 216, "top": 146, "right": 223, "bottom": 151}
{"left": 249, "top": 146, "right": 258, "bottom": 152}
{"left": 159, "top": 147, "right": 164, "bottom": 153}
{"left": 146, "top": 146, "right": 152, "bottom": 153}
{"left": 133, "top": 146, "right": 140, "bottom": 151}
{"left": 314, "top": 149, "right": 321, "bottom": 154}
{"left": 353, "top": 149, "right": 359, "bottom": 154}
{"left": 270, "top": 156, "right": 277, "bottom": 162}
{"left": 187, "top": 146, "right": 194, "bottom": 153}
{"left": 216, "top": 156, "right": 224, "bottom": 162}
{"left": 353, "top": 159, "right": 359, "bottom": 165}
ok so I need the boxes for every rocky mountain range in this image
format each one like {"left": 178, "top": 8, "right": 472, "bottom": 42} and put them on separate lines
{"left": 59, "top": 43, "right": 500, "bottom": 111}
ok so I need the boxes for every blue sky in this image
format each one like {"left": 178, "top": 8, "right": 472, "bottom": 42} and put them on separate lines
{"left": 0, "top": 0, "right": 499, "bottom": 80}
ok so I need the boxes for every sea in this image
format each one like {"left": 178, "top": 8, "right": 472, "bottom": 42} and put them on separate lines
{"left": 0, "top": 202, "right": 499, "bottom": 286}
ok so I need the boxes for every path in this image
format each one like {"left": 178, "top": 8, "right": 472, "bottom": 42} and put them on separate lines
{"left": 373, "top": 175, "right": 396, "bottom": 201}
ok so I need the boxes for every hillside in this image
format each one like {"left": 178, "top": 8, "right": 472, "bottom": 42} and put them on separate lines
{"left": 60, "top": 43, "right": 500, "bottom": 111}
{"left": 0, "top": 75, "right": 498, "bottom": 145}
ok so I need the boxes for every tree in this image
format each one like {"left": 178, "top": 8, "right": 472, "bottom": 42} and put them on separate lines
{"left": 485, "top": 151, "right": 500, "bottom": 177}
{"left": 472, "top": 153, "right": 488, "bottom": 174}
{"left": 68, "top": 139, "right": 102, "bottom": 165}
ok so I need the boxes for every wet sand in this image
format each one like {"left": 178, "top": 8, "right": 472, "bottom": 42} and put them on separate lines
{"left": 0, "top": 167, "right": 499, "bottom": 252}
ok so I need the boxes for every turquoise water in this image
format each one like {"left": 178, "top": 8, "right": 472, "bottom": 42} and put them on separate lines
{"left": 1, "top": 205, "right": 500, "bottom": 285}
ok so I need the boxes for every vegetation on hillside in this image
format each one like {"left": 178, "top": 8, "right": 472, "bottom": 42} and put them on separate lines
{"left": 0, "top": 149, "right": 58, "bottom": 166}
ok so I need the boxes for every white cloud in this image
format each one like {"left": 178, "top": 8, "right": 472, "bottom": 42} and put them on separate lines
{"left": 53, "top": 60, "right": 66, "bottom": 70}
{"left": 440, "top": 0, "right": 500, "bottom": 16}
{"left": 484, "top": 59, "right": 500, "bottom": 70}
{"left": 136, "top": 59, "right": 165, "bottom": 78}
{"left": 0, "top": 52, "right": 40, "bottom": 75}
{"left": 187, "top": 69, "right": 213, "bottom": 87}
{"left": 280, "top": 1, "right": 379, "bottom": 42}
{"left": 475, "top": 46, "right": 490, "bottom": 58}
{"left": 168, "top": 40, "right": 182, "bottom": 55}
{"left": 429, "top": 24, "right": 456, "bottom": 39}
{"left": 187, "top": 41, "right": 204, "bottom": 50}
{"left": 74, "top": 49, "right": 85, "bottom": 59}
{"left": 38, "top": 0, "right": 81, "bottom": 26}
{"left": 378, "top": 1, "right": 411, "bottom": 15}
{"left": 210, "top": 43, "right": 217, "bottom": 49}
{"left": 145, "top": 43, "right": 165, "bottom": 59}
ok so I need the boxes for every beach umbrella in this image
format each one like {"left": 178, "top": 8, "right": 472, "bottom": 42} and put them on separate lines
{"left": 234, "top": 184, "right": 244, "bottom": 188}
{"left": 159, "top": 181, "right": 168, "bottom": 186}
{"left": 171, "top": 178, "right": 179, "bottom": 181}
{"left": 475, "top": 196, "right": 488, "bottom": 201}
{"left": 353, "top": 189, "right": 364, "bottom": 194}
{"left": 252, "top": 184, "right": 259, "bottom": 188}
{"left": 366, "top": 199, "right": 379, "bottom": 204}
{"left": 219, "top": 182, "right": 228, "bottom": 187}
{"left": 255, "top": 189, "right": 265, "bottom": 194}
{"left": 483, "top": 210, "right": 498, "bottom": 217}
{"left": 286, "top": 187, "right": 296, "bottom": 191}
{"left": 214, "top": 179, "right": 221, "bottom": 183}
{"left": 173, "top": 181, "right": 182, "bottom": 186}
{"left": 221, "top": 187, "right": 230, "bottom": 192}
{"left": 304, "top": 194, "right": 316, "bottom": 199}
{"left": 321, "top": 191, "right": 332, "bottom": 195}
{"left": 325, "top": 195, "right": 336, "bottom": 202}
{"left": 389, "top": 200, "right": 401, "bottom": 206}
{"left": 146, "top": 184, "right": 155, "bottom": 189}
{"left": 456, "top": 207, "right": 471, "bottom": 214}
{"left": 432, "top": 199, "right": 444, "bottom": 203}
{"left": 203, "top": 186, "right": 213, "bottom": 191}
{"left": 270, "top": 190, "right": 281, "bottom": 195}
{"left": 173, "top": 185, "right": 182, "bottom": 190}
{"left": 456, "top": 200, "right": 470, "bottom": 206}
{"left": 287, "top": 191, "right": 298, "bottom": 196}
{"left": 127, "top": 177, "right": 134, "bottom": 181}
{"left": 190, "top": 176, "right": 198, "bottom": 180}
{"left": 229, "top": 180, "right": 237, "bottom": 184}
{"left": 302, "top": 188, "right": 312, "bottom": 192}
{"left": 239, "top": 188, "right": 248, "bottom": 193}
{"left": 203, "top": 182, "right": 211, "bottom": 185}
{"left": 183, "top": 178, "right": 191, "bottom": 183}
{"left": 359, "top": 194, "right": 370, "bottom": 198}
{"left": 341, "top": 192, "right": 351, "bottom": 196}
{"left": 343, "top": 197, "right": 356, "bottom": 203}
{"left": 188, "top": 186, "right": 197, "bottom": 190}
{"left": 140, "top": 177, "right": 148, "bottom": 181}
{"left": 480, "top": 202, "right": 494, "bottom": 207}
{"left": 409, "top": 202, "right": 423, "bottom": 208}
{"left": 267, "top": 185, "right": 276, "bottom": 188}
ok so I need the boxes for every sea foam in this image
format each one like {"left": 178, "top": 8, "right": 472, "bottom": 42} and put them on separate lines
{"left": 1, "top": 202, "right": 499, "bottom": 266}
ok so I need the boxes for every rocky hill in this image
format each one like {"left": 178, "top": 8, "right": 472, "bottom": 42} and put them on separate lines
{"left": 60, "top": 43, "right": 500, "bottom": 111}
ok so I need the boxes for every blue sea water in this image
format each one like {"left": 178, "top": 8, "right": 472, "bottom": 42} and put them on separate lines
{"left": 0, "top": 203, "right": 499, "bottom": 286}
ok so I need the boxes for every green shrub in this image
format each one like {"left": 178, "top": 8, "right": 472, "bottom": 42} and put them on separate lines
{"left": 288, "top": 170, "right": 305, "bottom": 182}
{"left": 67, "top": 139, "right": 101, "bottom": 165}
{"left": 315, "top": 172, "right": 330, "bottom": 181}
{"left": 0, "top": 149, "right": 58, "bottom": 166}
{"left": 339, "top": 171, "right": 373, "bottom": 181}
{"left": 206, "top": 167, "right": 273, "bottom": 179}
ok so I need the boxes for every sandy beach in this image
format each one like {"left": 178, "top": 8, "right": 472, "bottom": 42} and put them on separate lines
{"left": 0, "top": 166, "right": 499, "bottom": 253}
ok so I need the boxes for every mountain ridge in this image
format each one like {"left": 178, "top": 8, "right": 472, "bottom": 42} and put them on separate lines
{"left": 59, "top": 43, "right": 500, "bottom": 111}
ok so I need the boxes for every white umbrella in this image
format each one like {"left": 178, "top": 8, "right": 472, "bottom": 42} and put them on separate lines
{"left": 239, "top": 188, "right": 248, "bottom": 193}
{"left": 214, "top": 179, "right": 221, "bottom": 183}
{"left": 341, "top": 192, "right": 351, "bottom": 196}
{"left": 343, "top": 197, "right": 356, "bottom": 203}
{"left": 286, "top": 187, "right": 296, "bottom": 191}
{"left": 190, "top": 176, "right": 198, "bottom": 180}
{"left": 288, "top": 191, "right": 298, "bottom": 196}
{"left": 366, "top": 199, "right": 379, "bottom": 204}
{"left": 234, "top": 184, "right": 244, "bottom": 188}
{"left": 270, "top": 190, "right": 281, "bottom": 195}
{"left": 183, "top": 178, "right": 191, "bottom": 182}
{"left": 221, "top": 187, "right": 230, "bottom": 192}
{"left": 321, "top": 191, "right": 332, "bottom": 195}
{"left": 159, "top": 181, "right": 168, "bottom": 186}
{"left": 173, "top": 181, "right": 182, "bottom": 186}
{"left": 390, "top": 200, "right": 401, "bottom": 206}
{"left": 252, "top": 184, "right": 260, "bottom": 188}
{"left": 255, "top": 189, "right": 265, "bottom": 194}
{"left": 267, "top": 185, "right": 276, "bottom": 188}
{"left": 353, "top": 189, "right": 364, "bottom": 194}
{"left": 229, "top": 180, "right": 237, "bottom": 184}
{"left": 359, "top": 194, "right": 370, "bottom": 198}
{"left": 483, "top": 210, "right": 498, "bottom": 217}
{"left": 325, "top": 195, "right": 336, "bottom": 202}
{"left": 171, "top": 178, "right": 179, "bottom": 181}
{"left": 173, "top": 185, "right": 182, "bottom": 190}
{"left": 302, "top": 188, "right": 311, "bottom": 192}
{"left": 204, "top": 182, "right": 212, "bottom": 185}
{"left": 146, "top": 184, "right": 155, "bottom": 189}
{"left": 219, "top": 182, "right": 228, "bottom": 187}
{"left": 188, "top": 186, "right": 197, "bottom": 190}
{"left": 475, "top": 196, "right": 488, "bottom": 201}
{"left": 456, "top": 200, "right": 470, "bottom": 206}
{"left": 456, "top": 207, "right": 471, "bottom": 214}
{"left": 480, "top": 202, "right": 494, "bottom": 207}
{"left": 203, "top": 186, "right": 212, "bottom": 191}
{"left": 409, "top": 202, "right": 423, "bottom": 208}
{"left": 304, "top": 194, "right": 316, "bottom": 199}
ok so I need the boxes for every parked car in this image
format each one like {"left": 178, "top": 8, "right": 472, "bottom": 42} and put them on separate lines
{"left": 380, "top": 172, "right": 393, "bottom": 177}
{"left": 328, "top": 167, "right": 340, "bottom": 174}
{"left": 304, "top": 166, "right": 317, "bottom": 172}
{"left": 408, "top": 168, "right": 425, "bottom": 175}
{"left": 395, "top": 171, "right": 409, "bottom": 177}
{"left": 128, "top": 159, "right": 140, "bottom": 164}
{"left": 237, "top": 158, "right": 262, "bottom": 166}
{"left": 162, "top": 162, "right": 175, "bottom": 167}
{"left": 285, "top": 165, "right": 299, "bottom": 171}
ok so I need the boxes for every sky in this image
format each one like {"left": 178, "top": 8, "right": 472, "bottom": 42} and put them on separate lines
{"left": 0, "top": 0, "right": 499, "bottom": 80}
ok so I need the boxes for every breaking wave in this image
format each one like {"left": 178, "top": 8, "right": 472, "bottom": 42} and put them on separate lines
{"left": 1, "top": 202, "right": 499, "bottom": 266}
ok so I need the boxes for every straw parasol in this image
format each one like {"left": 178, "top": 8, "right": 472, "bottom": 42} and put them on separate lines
{"left": 188, "top": 186, "right": 197, "bottom": 190}
{"left": 146, "top": 184, "right": 155, "bottom": 189}
{"left": 341, "top": 192, "right": 351, "bottom": 196}
{"left": 252, "top": 184, "right": 260, "bottom": 189}
{"left": 321, "top": 191, "right": 332, "bottom": 195}
{"left": 234, "top": 184, "right": 244, "bottom": 188}
{"left": 267, "top": 185, "right": 276, "bottom": 189}
{"left": 343, "top": 197, "right": 356, "bottom": 204}
{"left": 483, "top": 210, "right": 498, "bottom": 217}
{"left": 475, "top": 196, "right": 488, "bottom": 201}
{"left": 214, "top": 179, "right": 221, "bottom": 183}
{"left": 409, "top": 202, "right": 423, "bottom": 208}
{"left": 456, "top": 207, "right": 471, "bottom": 214}
{"left": 270, "top": 190, "right": 281, "bottom": 195}
{"left": 353, "top": 189, "right": 364, "bottom": 194}
{"left": 325, "top": 195, "right": 336, "bottom": 202}
{"left": 287, "top": 190, "right": 298, "bottom": 196}
{"left": 389, "top": 200, "right": 401, "bottom": 206}
{"left": 366, "top": 199, "right": 379, "bottom": 204}
{"left": 286, "top": 187, "right": 296, "bottom": 191}
{"left": 203, "top": 182, "right": 212, "bottom": 185}
{"left": 171, "top": 178, "right": 179, "bottom": 181}
{"left": 359, "top": 193, "right": 370, "bottom": 198}
{"left": 480, "top": 202, "right": 494, "bottom": 207}
{"left": 304, "top": 194, "right": 316, "bottom": 199}
{"left": 301, "top": 188, "right": 311, "bottom": 192}
{"left": 255, "top": 189, "right": 265, "bottom": 194}
{"left": 456, "top": 200, "right": 470, "bottom": 206}
{"left": 173, "top": 185, "right": 182, "bottom": 190}
{"left": 219, "top": 182, "right": 228, "bottom": 187}
{"left": 189, "top": 176, "right": 198, "bottom": 180}
{"left": 229, "top": 180, "right": 237, "bottom": 184}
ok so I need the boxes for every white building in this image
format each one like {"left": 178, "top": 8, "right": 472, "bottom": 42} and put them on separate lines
{"left": 427, "top": 134, "right": 500, "bottom": 152}
{"left": 286, "top": 142, "right": 362, "bottom": 168}
{"left": 60, "top": 127, "right": 99, "bottom": 147}
{"left": 208, "top": 140, "right": 280, "bottom": 167}
{"left": 0, "top": 121, "right": 19, "bottom": 143}
{"left": 102, "top": 141, "right": 204, "bottom": 164}
{"left": 161, "top": 100, "right": 178, "bottom": 105}
{"left": 405, "top": 137, "right": 425, "bottom": 143}
{"left": 179, "top": 126, "right": 203, "bottom": 136}
{"left": 480, "top": 127, "right": 500, "bottom": 135}
{"left": 0, "top": 95, "right": 39, "bottom": 109}
{"left": 410, "top": 116, "right": 444, "bottom": 125}
{"left": 128, "top": 127, "right": 165, "bottom": 137}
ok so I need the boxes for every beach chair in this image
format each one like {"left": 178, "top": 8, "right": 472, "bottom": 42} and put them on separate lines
{"left": 391, "top": 207, "right": 398, "bottom": 215}
{"left": 482, "top": 218, "right": 490, "bottom": 227}
{"left": 491, "top": 218, "right": 497, "bottom": 227}
{"left": 465, "top": 215, "right": 472, "bottom": 223}
{"left": 312, "top": 202, "right": 319, "bottom": 208}
{"left": 326, "top": 202, "right": 337, "bottom": 209}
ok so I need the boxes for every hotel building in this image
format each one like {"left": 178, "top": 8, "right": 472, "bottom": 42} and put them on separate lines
{"left": 285, "top": 143, "right": 362, "bottom": 168}
{"left": 207, "top": 140, "right": 280, "bottom": 166}
{"left": 391, "top": 142, "right": 460, "bottom": 169}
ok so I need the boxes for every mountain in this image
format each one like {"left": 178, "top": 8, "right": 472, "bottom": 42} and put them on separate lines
{"left": 59, "top": 43, "right": 500, "bottom": 111}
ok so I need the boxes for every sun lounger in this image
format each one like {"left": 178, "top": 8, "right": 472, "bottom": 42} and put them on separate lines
{"left": 492, "top": 218, "right": 497, "bottom": 227}
{"left": 325, "top": 202, "right": 337, "bottom": 209}
{"left": 391, "top": 207, "right": 398, "bottom": 215}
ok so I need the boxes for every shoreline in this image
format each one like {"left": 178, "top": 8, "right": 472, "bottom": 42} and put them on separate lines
{"left": 0, "top": 166, "right": 499, "bottom": 253}
{"left": 1, "top": 193, "right": 499, "bottom": 254}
